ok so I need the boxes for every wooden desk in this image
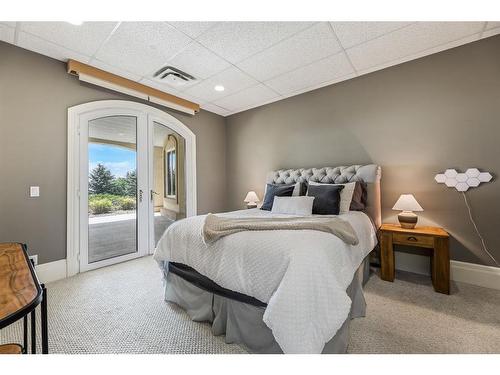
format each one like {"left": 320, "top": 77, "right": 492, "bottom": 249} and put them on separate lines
{"left": 379, "top": 224, "right": 450, "bottom": 294}
{"left": 0, "top": 344, "right": 23, "bottom": 354}
{"left": 0, "top": 243, "right": 48, "bottom": 354}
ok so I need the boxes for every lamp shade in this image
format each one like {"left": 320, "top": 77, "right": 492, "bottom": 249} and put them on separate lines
{"left": 392, "top": 194, "right": 423, "bottom": 212}
{"left": 244, "top": 191, "right": 260, "bottom": 203}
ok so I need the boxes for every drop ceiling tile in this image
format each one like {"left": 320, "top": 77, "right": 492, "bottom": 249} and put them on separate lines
{"left": 166, "top": 41, "right": 231, "bottom": 80}
{"left": 280, "top": 73, "right": 357, "bottom": 101}
{"left": 331, "top": 22, "right": 413, "bottom": 48}
{"left": 197, "top": 21, "right": 315, "bottom": 63}
{"left": 355, "top": 31, "right": 482, "bottom": 77}
{"left": 182, "top": 66, "right": 258, "bottom": 102}
{"left": 212, "top": 84, "right": 279, "bottom": 112}
{"left": 20, "top": 22, "right": 118, "bottom": 56}
{"left": 168, "top": 22, "right": 218, "bottom": 39}
{"left": 96, "top": 22, "right": 192, "bottom": 77}
{"left": 237, "top": 22, "right": 342, "bottom": 82}
{"left": 485, "top": 22, "right": 500, "bottom": 30}
{"left": 201, "top": 103, "right": 231, "bottom": 116}
{"left": 17, "top": 31, "right": 91, "bottom": 62}
{"left": 403, "top": 33, "right": 481, "bottom": 62}
{"left": 265, "top": 52, "right": 355, "bottom": 95}
{"left": 90, "top": 59, "right": 143, "bottom": 81}
{"left": 346, "top": 22, "right": 484, "bottom": 71}
{"left": 0, "top": 24, "right": 15, "bottom": 44}
{"left": 482, "top": 26, "right": 500, "bottom": 39}
{"left": 0, "top": 22, "right": 17, "bottom": 28}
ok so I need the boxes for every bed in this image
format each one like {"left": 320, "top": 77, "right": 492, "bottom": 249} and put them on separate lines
{"left": 154, "top": 164, "right": 381, "bottom": 354}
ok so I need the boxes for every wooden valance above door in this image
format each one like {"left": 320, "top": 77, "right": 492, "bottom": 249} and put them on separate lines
{"left": 67, "top": 59, "right": 200, "bottom": 115}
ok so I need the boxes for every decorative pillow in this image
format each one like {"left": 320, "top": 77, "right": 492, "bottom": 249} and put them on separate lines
{"left": 264, "top": 181, "right": 306, "bottom": 198}
{"left": 350, "top": 181, "right": 367, "bottom": 211}
{"left": 306, "top": 184, "right": 344, "bottom": 215}
{"left": 308, "top": 181, "right": 355, "bottom": 214}
{"left": 261, "top": 184, "right": 295, "bottom": 211}
{"left": 271, "top": 196, "right": 315, "bottom": 216}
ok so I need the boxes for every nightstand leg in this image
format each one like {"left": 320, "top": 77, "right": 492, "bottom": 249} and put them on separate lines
{"left": 432, "top": 237, "right": 450, "bottom": 294}
{"left": 380, "top": 232, "right": 395, "bottom": 281}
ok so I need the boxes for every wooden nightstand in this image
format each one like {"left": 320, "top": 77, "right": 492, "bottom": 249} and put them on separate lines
{"left": 379, "top": 224, "right": 450, "bottom": 294}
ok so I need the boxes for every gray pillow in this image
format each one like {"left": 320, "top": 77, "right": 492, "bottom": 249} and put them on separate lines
{"left": 261, "top": 184, "right": 295, "bottom": 211}
{"left": 307, "top": 184, "right": 344, "bottom": 215}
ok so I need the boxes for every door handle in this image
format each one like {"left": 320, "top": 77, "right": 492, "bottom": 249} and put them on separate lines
{"left": 151, "top": 190, "right": 159, "bottom": 201}
{"left": 139, "top": 189, "right": 143, "bottom": 203}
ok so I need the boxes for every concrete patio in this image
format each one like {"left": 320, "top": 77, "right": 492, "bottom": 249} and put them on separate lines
{"left": 88, "top": 212, "right": 174, "bottom": 263}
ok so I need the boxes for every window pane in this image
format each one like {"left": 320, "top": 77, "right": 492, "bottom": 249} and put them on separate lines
{"left": 88, "top": 115, "right": 137, "bottom": 263}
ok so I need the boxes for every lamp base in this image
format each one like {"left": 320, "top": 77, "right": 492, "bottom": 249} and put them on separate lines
{"left": 246, "top": 203, "right": 257, "bottom": 209}
{"left": 398, "top": 211, "right": 418, "bottom": 229}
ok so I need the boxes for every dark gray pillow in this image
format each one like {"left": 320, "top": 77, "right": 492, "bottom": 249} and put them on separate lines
{"left": 349, "top": 181, "right": 368, "bottom": 211}
{"left": 307, "top": 184, "right": 344, "bottom": 215}
{"left": 261, "top": 184, "right": 295, "bottom": 211}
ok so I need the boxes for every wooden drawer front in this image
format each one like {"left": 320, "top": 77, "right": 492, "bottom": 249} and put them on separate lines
{"left": 392, "top": 233, "right": 434, "bottom": 248}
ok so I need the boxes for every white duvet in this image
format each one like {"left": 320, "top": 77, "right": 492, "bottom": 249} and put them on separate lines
{"left": 153, "top": 209, "right": 377, "bottom": 354}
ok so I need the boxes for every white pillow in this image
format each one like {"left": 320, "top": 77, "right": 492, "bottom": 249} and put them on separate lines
{"left": 307, "top": 181, "right": 356, "bottom": 214}
{"left": 271, "top": 196, "right": 314, "bottom": 216}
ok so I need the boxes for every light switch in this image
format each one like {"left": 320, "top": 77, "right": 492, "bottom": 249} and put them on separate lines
{"left": 30, "top": 186, "right": 40, "bottom": 197}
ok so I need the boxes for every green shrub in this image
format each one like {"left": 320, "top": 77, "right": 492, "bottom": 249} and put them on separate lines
{"left": 89, "top": 198, "right": 112, "bottom": 214}
{"left": 119, "top": 197, "right": 136, "bottom": 211}
{"left": 89, "top": 193, "right": 136, "bottom": 213}
{"left": 90, "top": 194, "right": 117, "bottom": 206}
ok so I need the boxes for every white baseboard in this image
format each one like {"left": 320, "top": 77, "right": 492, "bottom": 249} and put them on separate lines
{"left": 395, "top": 252, "right": 500, "bottom": 290}
{"left": 450, "top": 260, "right": 500, "bottom": 290}
{"left": 35, "top": 259, "right": 67, "bottom": 284}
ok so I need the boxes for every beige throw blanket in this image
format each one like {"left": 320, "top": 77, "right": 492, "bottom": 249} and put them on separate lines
{"left": 202, "top": 214, "right": 359, "bottom": 245}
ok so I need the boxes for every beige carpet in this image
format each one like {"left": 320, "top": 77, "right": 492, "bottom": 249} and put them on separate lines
{"left": 1, "top": 256, "right": 499, "bottom": 353}
{"left": 349, "top": 270, "right": 500, "bottom": 353}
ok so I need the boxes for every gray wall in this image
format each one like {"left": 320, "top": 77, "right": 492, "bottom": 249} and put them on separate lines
{"left": 0, "top": 41, "right": 226, "bottom": 264}
{"left": 2, "top": 35, "right": 499, "bottom": 267}
{"left": 226, "top": 35, "right": 500, "bottom": 266}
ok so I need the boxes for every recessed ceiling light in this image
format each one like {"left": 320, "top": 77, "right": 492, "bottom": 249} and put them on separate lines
{"left": 67, "top": 21, "right": 83, "bottom": 26}
{"left": 214, "top": 85, "right": 225, "bottom": 92}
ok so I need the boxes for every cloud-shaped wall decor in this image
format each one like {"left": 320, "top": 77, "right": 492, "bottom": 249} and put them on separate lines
{"left": 435, "top": 168, "right": 492, "bottom": 192}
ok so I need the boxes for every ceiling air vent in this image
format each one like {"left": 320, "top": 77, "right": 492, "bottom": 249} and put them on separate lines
{"left": 153, "top": 66, "right": 196, "bottom": 88}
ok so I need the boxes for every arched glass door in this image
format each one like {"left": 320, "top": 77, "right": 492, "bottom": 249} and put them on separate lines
{"left": 67, "top": 100, "right": 197, "bottom": 276}
{"left": 79, "top": 110, "right": 149, "bottom": 272}
{"left": 149, "top": 120, "right": 187, "bottom": 252}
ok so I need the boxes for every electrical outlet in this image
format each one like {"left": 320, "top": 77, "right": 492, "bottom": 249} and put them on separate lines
{"left": 29, "top": 254, "right": 38, "bottom": 266}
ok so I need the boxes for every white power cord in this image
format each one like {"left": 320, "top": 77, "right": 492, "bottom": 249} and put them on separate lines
{"left": 461, "top": 192, "right": 499, "bottom": 266}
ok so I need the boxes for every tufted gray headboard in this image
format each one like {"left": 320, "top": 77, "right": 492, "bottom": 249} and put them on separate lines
{"left": 266, "top": 164, "right": 382, "bottom": 228}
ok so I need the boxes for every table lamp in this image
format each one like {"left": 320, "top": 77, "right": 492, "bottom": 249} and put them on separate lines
{"left": 244, "top": 191, "right": 260, "bottom": 209}
{"left": 392, "top": 194, "right": 423, "bottom": 229}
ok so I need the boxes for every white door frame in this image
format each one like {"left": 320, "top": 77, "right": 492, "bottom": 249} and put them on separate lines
{"left": 67, "top": 100, "right": 197, "bottom": 277}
